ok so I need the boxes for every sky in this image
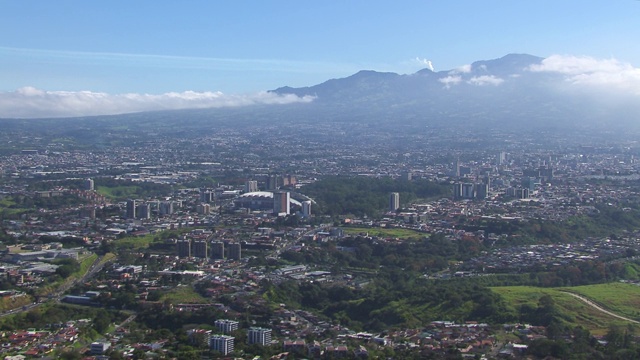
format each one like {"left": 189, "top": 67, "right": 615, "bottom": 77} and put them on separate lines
{"left": 1, "top": 1, "right": 640, "bottom": 118}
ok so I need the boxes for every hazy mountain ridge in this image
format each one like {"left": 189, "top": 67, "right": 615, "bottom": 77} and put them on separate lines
{"left": 1, "top": 53, "right": 638, "bottom": 142}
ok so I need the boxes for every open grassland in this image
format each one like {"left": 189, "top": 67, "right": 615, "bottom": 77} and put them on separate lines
{"left": 493, "top": 285, "right": 636, "bottom": 336}
{"left": 343, "top": 227, "right": 426, "bottom": 240}
{"left": 560, "top": 282, "right": 640, "bottom": 321}
{"left": 115, "top": 233, "right": 157, "bottom": 250}
{"left": 161, "top": 286, "right": 208, "bottom": 304}
{"left": 96, "top": 185, "right": 140, "bottom": 200}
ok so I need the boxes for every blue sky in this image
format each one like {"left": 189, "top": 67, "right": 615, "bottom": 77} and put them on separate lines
{"left": 1, "top": 1, "right": 640, "bottom": 117}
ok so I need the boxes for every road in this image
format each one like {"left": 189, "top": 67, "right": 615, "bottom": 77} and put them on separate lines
{"left": 561, "top": 291, "right": 640, "bottom": 324}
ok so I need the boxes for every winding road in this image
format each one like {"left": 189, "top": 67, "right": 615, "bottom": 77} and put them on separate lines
{"left": 561, "top": 291, "right": 640, "bottom": 324}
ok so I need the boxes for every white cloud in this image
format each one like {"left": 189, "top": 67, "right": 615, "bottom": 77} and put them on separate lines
{"left": 0, "top": 87, "right": 315, "bottom": 118}
{"left": 450, "top": 64, "right": 472, "bottom": 74}
{"left": 414, "top": 57, "right": 435, "bottom": 71}
{"left": 438, "top": 75, "right": 462, "bottom": 89}
{"left": 467, "top": 75, "right": 504, "bottom": 86}
{"left": 528, "top": 55, "right": 640, "bottom": 93}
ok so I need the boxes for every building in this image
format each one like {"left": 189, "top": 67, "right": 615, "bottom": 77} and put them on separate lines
{"left": 90, "top": 342, "right": 111, "bottom": 355}
{"left": 245, "top": 180, "right": 258, "bottom": 193}
{"left": 192, "top": 240, "right": 208, "bottom": 258}
{"left": 159, "top": 201, "right": 174, "bottom": 215}
{"left": 461, "top": 183, "right": 475, "bottom": 199}
{"left": 136, "top": 203, "right": 150, "bottom": 219}
{"left": 200, "top": 190, "right": 214, "bottom": 203}
{"left": 84, "top": 178, "right": 94, "bottom": 191}
{"left": 247, "top": 327, "right": 272, "bottom": 345}
{"left": 476, "top": 183, "right": 489, "bottom": 199}
{"left": 273, "top": 191, "right": 290, "bottom": 215}
{"left": 302, "top": 200, "right": 312, "bottom": 217}
{"left": 197, "top": 203, "right": 211, "bottom": 215}
{"left": 126, "top": 199, "right": 136, "bottom": 219}
{"left": 228, "top": 243, "right": 241, "bottom": 260}
{"left": 267, "top": 175, "right": 279, "bottom": 190}
{"left": 210, "top": 335, "right": 234, "bottom": 355}
{"left": 215, "top": 319, "right": 239, "bottom": 334}
{"left": 389, "top": 192, "right": 400, "bottom": 212}
{"left": 177, "top": 239, "right": 191, "bottom": 258}
{"left": 211, "top": 241, "right": 225, "bottom": 259}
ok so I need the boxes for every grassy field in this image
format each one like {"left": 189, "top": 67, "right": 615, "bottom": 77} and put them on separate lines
{"left": 343, "top": 227, "right": 427, "bottom": 240}
{"left": 492, "top": 285, "right": 639, "bottom": 335}
{"left": 96, "top": 185, "right": 140, "bottom": 200}
{"left": 560, "top": 282, "right": 640, "bottom": 321}
{"left": 161, "top": 286, "right": 208, "bottom": 304}
{"left": 0, "top": 197, "right": 30, "bottom": 216}
{"left": 115, "top": 233, "right": 158, "bottom": 250}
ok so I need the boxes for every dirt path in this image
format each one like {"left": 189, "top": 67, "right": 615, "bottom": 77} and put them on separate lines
{"left": 561, "top": 291, "right": 640, "bottom": 324}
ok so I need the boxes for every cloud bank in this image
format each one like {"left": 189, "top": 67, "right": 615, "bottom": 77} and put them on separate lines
{"left": 0, "top": 88, "right": 315, "bottom": 119}
{"left": 528, "top": 55, "right": 640, "bottom": 94}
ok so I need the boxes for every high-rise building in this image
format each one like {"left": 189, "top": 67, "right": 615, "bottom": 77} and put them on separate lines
{"left": 159, "top": 201, "right": 174, "bottom": 215}
{"left": 247, "top": 327, "right": 272, "bottom": 346}
{"left": 211, "top": 241, "right": 225, "bottom": 259}
{"left": 497, "top": 151, "right": 507, "bottom": 166}
{"left": 476, "top": 183, "right": 489, "bottom": 199}
{"left": 228, "top": 243, "right": 241, "bottom": 260}
{"left": 177, "top": 239, "right": 191, "bottom": 258}
{"left": 84, "top": 178, "right": 94, "bottom": 191}
{"left": 302, "top": 201, "right": 312, "bottom": 217}
{"left": 462, "top": 183, "right": 475, "bottom": 199}
{"left": 453, "top": 183, "right": 463, "bottom": 199}
{"left": 200, "top": 191, "right": 214, "bottom": 203}
{"left": 210, "top": 335, "right": 234, "bottom": 355}
{"left": 273, "top": 191, "right": 290, "bottom": 215}
{"left": 136, "top": 203, "right": 150, "bottom": 219}
{"left": 197, "top": 203, "right": 211, "bottom": 215}
{"left": 215, "top": 319, "right": 239, "bottom": 334}
{"left": 192, "top": 240, "right": 208, "bottom": 258}
{"left": 267, "top": 175, "right": 279, "bottom": 190}
{"left": 126, "top": 199, "right": 136, "bottom": 219}
{"left": 245, "top": 180, "right": 258, "bottom": 193}
{"left": 389, "top": 192, "right": 400, "bottom": 212}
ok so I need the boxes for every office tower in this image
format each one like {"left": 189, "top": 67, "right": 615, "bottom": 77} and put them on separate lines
{"left": 192, "top": 240, "right": 208, "bottom": 258}
{"left": 267, "top": 175, "right": 279, "bottom": 190}
{"left": 302, "top": 201, "right": 312, "bottom": 217}
{"left": 136, "top": 203, "right": 150, "bottom": 219}
{"left": 126, "top": 199, "right": 136, "bottom": 219}
{"left": 211, "top": 241, "right": 225, "bottom": 259}
{"left": 200, "top": 191, "right": 214, "bottom": 203}
{"left": 462, "top": 183, "right": 475, "bottom": 199}
{"left": 403, "top": 171, "right": 412, "bottom": 181}
{"left": 476, "top": 183, "right": 489, "bottom": 199}
{"left": 84, "top": 178, "right": 94, "bottom": 191}
{"left": 273, "top": 191, "right": 290, "bottom": 215}
{"left": 228, "top": 243, "right": 241, "bottom": 260}
{"left": 389, "top": 192, "right": 400, "bottom": 212}
{"left": 210, "top": 335, "right": 234, "bottom": 355}
{"left": 215, "top": 319, "right": 239, "bottom": 334}
{"left": 454, "top": 158, "right": 461, "bottom": 177}
{"left": 497, "top": 151, "right": 507, "bottom": 165}
{"left": 453, "top": 183, "right": 463, "bottom": 199}
{"left": 197, "top": 203, "right": 210, "bottom": 215}
{"left": 245, "top": 180, "right": 258, "bottom": 193}
{"left": 177, "top": 239, "right": 191, "bottom": 258}
{"left": 247, "top": 327, "right": 272, "bottom": 346}
{"left": 159, "top": 201, "right": 174, "bottom": 215}
{"left": 281, "top": 174, "right": 297, "bottom": 187}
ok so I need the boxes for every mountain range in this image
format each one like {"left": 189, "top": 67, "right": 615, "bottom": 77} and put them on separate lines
{"left": 1, "top": 53, "right": 638, "bottom": 139}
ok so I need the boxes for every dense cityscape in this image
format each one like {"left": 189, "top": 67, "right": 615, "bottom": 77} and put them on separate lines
{"left": 0, "top": 116, "right": 639, "bottom": 359}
